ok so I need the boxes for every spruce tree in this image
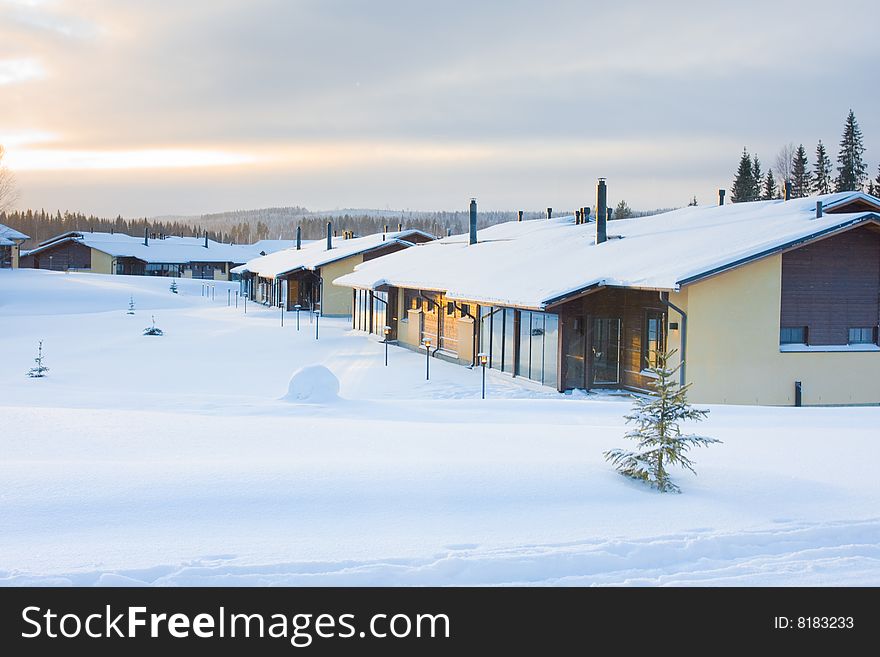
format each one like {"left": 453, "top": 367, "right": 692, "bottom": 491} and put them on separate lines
{"left": 813, "top": 140, "right": 833, "bottom": 194}
{"left": 26, "top": 341, "right": 50, "bottom": 378}
{"left": 791, "top": 144, "right": 810, "bottom": 198}
{"left": 872, "top": 164, "right": 880, "bottom": 198}
{"left": 835, "top": 109, "right": 868, "bottom": 191}
{"left": 604, "top": 350, "right": 720, "bottom": 493}
{"left": 731, "top": 148, "right": 755, "bottom": 203}
{"left": 762, "top": 170, "right": 778, "bottom": 200}
{"left": 751, "top": 155, "right": 763, "bottom": 201}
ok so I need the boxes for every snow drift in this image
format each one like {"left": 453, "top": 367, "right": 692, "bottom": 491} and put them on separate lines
{"left": 283, "top": 365, "right": 340, "bottom": 403}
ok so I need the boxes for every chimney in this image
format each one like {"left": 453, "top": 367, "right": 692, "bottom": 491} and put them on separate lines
{"left": 816, "top": 201, "right": 823, "bottom": 219}
{"left": 469, "top": 198, "right": 478, "bottom": 245}
{"left": 446, "top": 228, "right": 452, "bottom": 237}
{"left": 583, "top": 206, "right": 591, "bottom": 222}
{"left": 784, "top": 180, "right": 792, "bottom": 201}
{"left": 546, "top": 207, "right": 552, "bottom": 220}
{"left": 607, "top": 207, "right": 613, "bottom": 222}
{"left": 296, "top": 225, "right": 302, "bottom": 250}
{"left": 718, "top": 189, "right": 726, "bottom": 206}
{"left": 326, "top": 222, "right": 332, "bottom": 250}
{"left": 596, "top": 178, "right": 608, "bottom": 244}
{"left": 517, "top": 210, "right": 523, "bottom": 222}
{"left": 397, "top": 223, "right": 402, "bottom": 232}
{"left": 204, "top": 230, "right": 209, "bottom": 248}
{"left": 144, "top": 226, "right": 149, "bottom": 246}
{"left": 575, "top": 209, "right": 581, "bottom": 224}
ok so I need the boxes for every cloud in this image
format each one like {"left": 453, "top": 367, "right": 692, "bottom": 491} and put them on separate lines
{"left": 0, "top": 58, "right": 45, "bottom": 85}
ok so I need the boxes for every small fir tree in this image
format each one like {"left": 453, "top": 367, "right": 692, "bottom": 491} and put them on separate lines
{"left": 688, "top": 196, "right": 698, "bottom": 206}
{"left": 27, "top": 340, "right": 50, "bottom": 378}
{"left": 731, "top": 148, "right": 755, "bottom": 203}
{"left": 127, "top": 296, "right": 136, "bottom": 314}
{"left": 751, "top": 155, "right": 763, "bottom": 201}
{"left": 614, "top": 200, "right": 633, "bottom": 219}
{"left": 169, "top": 280, "right": 178, "bottom": 294}
{"left": 835, "top": 109, "right": 867, "bottom": 192}
{"left": 604, "top": 350, "right": 720, "bottom": 493}
{"left": 143, "top": 315, "right": 164, "bottom": 336}
{"left": 812, "top": 140, "right": 833, "bottom": 194}
{"left": 762, "top": 170, "right": 778, "bottom": 200}
{"left": 871, "top": 164, "right": 880, "bottom": 198}
{"left": 791, "top": 144, "right": 810, "bottom": 198}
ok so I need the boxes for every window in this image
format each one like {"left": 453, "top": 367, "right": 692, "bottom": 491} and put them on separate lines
{"left": 461, "top": 304, "right": 470, "bottom": 317}
{"left": 403, "top": 289, "right": 420, "bottom": 312}
{"left": 643, "top": 311, "right": 666, "bottom": 369}
{"left": 446, "top": 301, "right": 455, "bottom": 316}
{"left": 780, "top": 326, "right": 807, "bottom": 345}
{"left": 848, "top": 327, "right": 876, "bottom": 345}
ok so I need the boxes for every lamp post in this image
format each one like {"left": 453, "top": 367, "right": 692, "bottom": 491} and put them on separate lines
{"left": 227, "top": 289, "right": 231, "bottom": 306}
{"left": 295, "top": 304, "right": 301, "bottom": 331}
{"left": 383, "top": 325, "right": 391, "bottom": 366}
{"left": 423, "top": 338, "right": 432, "bottom": 380}
{"left": 280, "top": 301, "right": 284, "bottom": 327}
{"left": 235, "top": 290, "right": 238, "bottom": 308}
{"left": 315, "top": 309, "right": 320, "bottom": 340}
{"left": 212, "top": 284, "right": 215, "bottom": 301}
{"left": 478, "top": 352, "right": 488, "bottom": 399}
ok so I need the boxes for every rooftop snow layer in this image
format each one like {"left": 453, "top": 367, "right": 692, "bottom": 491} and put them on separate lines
{"left": 232, "top": 229, "right": 435, "bottom": 278}
{"left": 0, "top": 223, "right": 29, "bottom": 246}
{"left": 23, "top": 231, "right": 291, "bottom": 264}
{"left": 333, "top": 192, "right": 880, "bottom": 309}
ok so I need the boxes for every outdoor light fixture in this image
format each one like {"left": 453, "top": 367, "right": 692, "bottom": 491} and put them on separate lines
{"left": 478, "top": 352, "right": 488, "bottom": 399}
{"left": 295, "top": 304, "right": 302, "bottom": 331}
{"left": 383, "top": 325, "right": 392, "bottom": 366}
{"left": 315, "top": 309, "right": 320, "bottom": 340}
{"left": 423, "top": 338, "right": 432, "bottom": 380}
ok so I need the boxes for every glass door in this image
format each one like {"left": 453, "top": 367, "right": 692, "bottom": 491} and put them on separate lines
{"left": 561, "top": 314, "right": 586, "bottom": 389}
{"left": 591, "top": 318, "right": 621, "bottom": 385}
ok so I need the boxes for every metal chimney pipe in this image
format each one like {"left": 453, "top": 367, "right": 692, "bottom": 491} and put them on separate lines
{"left": 816, "top": 201, "right": 823, "bottom": 219}
{"left": 546, "top": 207, "right": 552, "bottom": 220}
{"left": 575, "top": 209, "right": 581, "bottom": 224}
{"left": 469, "top": 198, "right": 478, "bottom": 245}
{"left": 204, "top": 230, "right": 208, "bottom": 248}
{"left": 596, "top": 179, "right": 608, "bottom": 244}
{"left": 144, "top": 226, "right": 149, "bottom": 246}
{"left": 718, "top": 189, "right": 726, "bottom": 206}
{"left": 583, "top": 206, "right": 591, "bottom": 222}
{"left": 326, "top": 222, "right": 332, "bottom": 250}
{"left": 607, "top": 208, "right": 613, "bottom": 222}
{"left": 446, "top": 228, "right": 452, "bottom": 237}
{"left": 296, "top": 226, "right": 302, "bottom": 250}
{"left": 784, "top": 181, "right": 792, "bottom": 201}
{"left": 397, "top": 223, "right": 402, "bottom": 232}
{"left": 517, "top": 210, "right": 523, "bottom": 222}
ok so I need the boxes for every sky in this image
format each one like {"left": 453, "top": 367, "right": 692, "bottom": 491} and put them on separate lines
{"left": 1, "top": 0, "right": 878, "bottom": 217}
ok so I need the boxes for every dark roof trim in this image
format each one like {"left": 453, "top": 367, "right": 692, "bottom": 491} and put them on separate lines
{"left": 677, "top": 213, "right": 880, "bottom": 287}
{"left": 542, "top": 282, "right": 604, "bottom": 309}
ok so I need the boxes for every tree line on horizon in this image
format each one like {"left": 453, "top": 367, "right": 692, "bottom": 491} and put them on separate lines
{"left": 729, "top": 109, "right": 880, "bottom": 203}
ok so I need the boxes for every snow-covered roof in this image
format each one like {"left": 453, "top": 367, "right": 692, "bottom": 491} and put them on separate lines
{"left": 250, "top": 239, "right": 304, "bottom": 254}
{"left": 23, "top": 231, "right": 289, "bottom": 264}
{"left": 0, "top": 223, "right": 29, "bottom": 246}
{"left": 232, "top": 229, "right": 435, "bottom": 278}
{"left": 333, "top": 192, "right": 880, "bottom": 310}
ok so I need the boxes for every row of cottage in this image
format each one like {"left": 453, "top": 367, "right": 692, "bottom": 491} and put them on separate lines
{"left": 4, "top": 184, "right": 879, "bottom": 406}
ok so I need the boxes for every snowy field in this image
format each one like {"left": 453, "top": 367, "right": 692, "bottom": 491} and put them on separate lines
{"left": 1, "top": 269, "right": 878, "bottom": 586}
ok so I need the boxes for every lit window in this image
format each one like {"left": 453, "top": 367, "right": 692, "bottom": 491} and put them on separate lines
{"left": 643, "top": 311, "right": 666, "bottom": 369}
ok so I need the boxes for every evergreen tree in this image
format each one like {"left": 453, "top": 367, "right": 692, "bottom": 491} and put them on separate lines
{"left": 791, "top": 144, "right": 810, "bottom": 198}
{"left": 688, "top": 196, "right": 698, "bottom": 206}
{"left": 143, "top": 315, "right": 164, "bottom": 336}
{"left": 127, "top": 296, "right": 136, "bottom": 314}
{"left": 731, "top": 148, "right": 755, "bottom": 203}
{"left": 751, "top": 155, "right": 763, "bottom": 201}
{"left": 871, "top": 164, "right": 880, "bottom": 198}
{"left": 762, "top": 170, "right": 778, "bottom": 200}
{"left": 604, "top": 350, "right": 720, "bottom": 493}
{"left": 813, "top": 140, "right": 833, "bottom": 194}
{"left": 26, "top": 341, "right": 50, "bottom": 378}
{"left": 835, "top": 109, "right": 868, "bottom": 192}
{"left": 614, "top": 200, "right": 633, "bottom": 219}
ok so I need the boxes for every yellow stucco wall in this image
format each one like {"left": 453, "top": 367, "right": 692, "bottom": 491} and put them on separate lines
{"left": 11, "top": 244, "right": 20, "bottom": 268}
{"left": 677, "top": 254, "right": 880, "bottom": 406}
{"left": 182, "top": 269, "right": 193, "bottom": 279}
{"left": 90, "top": 249, "right": 113, "bottom": 274}
{"left": 400, "top": 309, "right": 422, "bottom": 346}
{"left": 323, "top": 255, "right": 363, "bottom": 315}
{"left": 455, "top": 317, "right": 475, "bottom": 364}
{"left": 213, "top": 267, "right": 229, "bottom": 281}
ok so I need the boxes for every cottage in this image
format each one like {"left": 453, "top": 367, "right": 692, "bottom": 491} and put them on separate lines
{"left": 19, "top": 230, "right": 292, "bottom": 280}
{"left": 0, "top": 223, "right": 29, "bottom": 269}
{"left": 233, "top": 226, "right": 434, "bottom": 316}
{"left": 334, "top": 186, "right": 880, "bottom": 406}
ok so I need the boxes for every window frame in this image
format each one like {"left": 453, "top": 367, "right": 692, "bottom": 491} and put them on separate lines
{"left": 642, "top": 310, "right": 667, "bottom": 370}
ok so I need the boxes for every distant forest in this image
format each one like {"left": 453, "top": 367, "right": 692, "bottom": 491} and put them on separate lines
{"left": 1, "top": 205, "right": 667, "bottom": 250}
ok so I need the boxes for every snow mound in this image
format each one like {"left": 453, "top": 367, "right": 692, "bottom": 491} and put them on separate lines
{"left": 283, "top": 365, "right": 340, "bottom": 403}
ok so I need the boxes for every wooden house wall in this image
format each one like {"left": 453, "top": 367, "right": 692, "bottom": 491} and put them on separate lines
{"left": 781, "top": 225, "right": 880, "bottom": 345}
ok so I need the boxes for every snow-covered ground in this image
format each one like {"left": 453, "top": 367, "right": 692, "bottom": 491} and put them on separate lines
{"left": 1, "top": 270, "right": 878, "bottom": 586}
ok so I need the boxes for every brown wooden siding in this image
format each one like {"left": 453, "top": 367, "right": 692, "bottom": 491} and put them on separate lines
{"left": 31, "top": 241, "right": 92, "bottom": 270}
{"left": 781, "top": 225, "right": 880, "bottom": 345}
